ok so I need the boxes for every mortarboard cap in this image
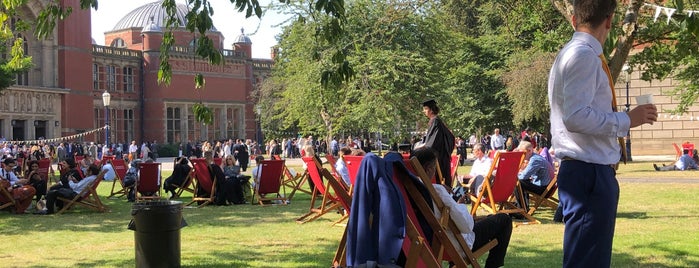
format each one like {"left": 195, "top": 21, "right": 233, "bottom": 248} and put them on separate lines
{"left": 422, "top": 99, "right": 436, "bottom": 107}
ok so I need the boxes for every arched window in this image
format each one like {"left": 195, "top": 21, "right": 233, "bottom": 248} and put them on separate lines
{"left": 110, "top": 38, "right": 126, "bottom": 48}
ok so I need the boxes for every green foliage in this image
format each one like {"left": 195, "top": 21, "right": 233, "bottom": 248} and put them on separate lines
{"left": 0, "top": 1, "right": 33, "bottom": 91}
{"left": 192, "top": 103, "right": 213, "bottom": 125}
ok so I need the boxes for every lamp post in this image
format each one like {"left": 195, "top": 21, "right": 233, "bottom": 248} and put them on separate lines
{"left": 102, "top": 91, "right": 111, "bottom": 155}
{"left": 622, "top": 64, "right": 632, "bottom": 161}
{"left": 255, "top": 105, "right": 262, "bottom": 149}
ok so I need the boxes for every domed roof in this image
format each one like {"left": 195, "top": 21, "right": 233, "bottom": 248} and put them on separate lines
{"left": 112, "top": 1, "right": 218, "bottom": 32}
{"left": 234, "top": 28, "right": 251, "bottom": 44}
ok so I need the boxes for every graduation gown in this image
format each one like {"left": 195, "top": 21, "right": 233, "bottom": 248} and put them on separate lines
{"left": 423, "top": 116, "right": 455, "bottom": 186}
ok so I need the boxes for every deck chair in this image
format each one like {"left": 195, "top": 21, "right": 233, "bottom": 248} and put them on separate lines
{"left": 673, "top": 143, "right": 682, "bottom": 160}
{"left": 108, "top": 159, "right": 131, "bottom": 198}
{"left": 172, "top": 168, "right": 196, "bottom": 198}
{"left": 469, "top": 151, "right": 539, "bottom": 225}
{"left": 527, "top": 163, "right": 560, "bottom": 216}
{"left": 251, "top": 159, "right": 288, "bottom": 205}
{"left": 450, "top": 155, "right": 459, "bottom": 184}
{"left": 282, "top": 163, "right": 310, "bottom": 201}
{"left": 342, "top": 155, "right": 364, "bottom": 186}
{"left": 296, "top": 156, "right": 342, "bottom": 224}
{"left": 186, "top": 158, "right": 217, "bottom": 207}
{"left": 56, "top": 175, "right": 107, "bottom": 214}
{"left": 334, "top": 154, "right": 440, "bottom": 268}
{"left": 135, "top": 162, "right": 161, "bottom": 201}
{"left": 406, "top": 157, "right": 499, "bottom": 267}
{"left": 36, "top": 158, "right": 51, "bottom": 191}
{"left": 75, "top": 155, "right": 84, "bottom": 164}
{"left": 213, "top": 157, "right": 223, "bottom": 167}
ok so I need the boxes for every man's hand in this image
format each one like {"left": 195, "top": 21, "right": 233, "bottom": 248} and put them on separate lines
{"left": 628, "top": 104, "right": 658, "bottom": 128}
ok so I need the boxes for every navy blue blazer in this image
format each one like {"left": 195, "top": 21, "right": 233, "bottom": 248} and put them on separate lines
{"left": 346, "top": 152, "right": 407, "bottom": 266}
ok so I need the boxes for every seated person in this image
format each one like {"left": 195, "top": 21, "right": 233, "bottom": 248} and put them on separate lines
{"left": 223, "top": 155, "right": 249, "bottom": 202}
{"left": 24, "top": 160, "right": 48, "bottom": 202}
{"left": 654, "top": 149, "right": 698, "bottom": 171}
{"left": 335, "top": 147, "right": 365, "bottom": 186}
{"left": 100, "top": 160, "right": 117, "bottom": 182}
{"left": 414, "top": 147, "right": 512, "bottom": 268}
{"left": 122, "top": 159, "right": 141, "bottom": 202}
{"left": 460, "top": 143, "right": 493, "bottom": 195}
{"left": 1, "top": 158, "right": 37, "bottom": 214}
{"left": 163, "top": 157, "right": 192, "bottom": 198}
{"left": 79, "top": 155, "right": 94, "bottom": 176}
{"left": 202, "top": 151, "right": 243, "bottom": 205}
{"left": 251, "top": 155, "right": 265, "bottom": 189}
{"left": 514, "top": 141, "right": 554, "bottom": 211}
{"left": 52, "top": 158, "right": 83, "bottom": 191}
{"left": 40, "top": 164, "right": 106, "bottom": 214}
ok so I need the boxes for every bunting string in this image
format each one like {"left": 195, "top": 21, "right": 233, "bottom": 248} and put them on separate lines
{"left": 644, "top": 2, "right": 698, "bottom": 24}
{"left": 0, "top": 125, "right": 109, "bottom": 145}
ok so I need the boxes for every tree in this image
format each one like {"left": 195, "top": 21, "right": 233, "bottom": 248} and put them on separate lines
{"left": 0, "top": 3, "right": 34, "bottom": 92}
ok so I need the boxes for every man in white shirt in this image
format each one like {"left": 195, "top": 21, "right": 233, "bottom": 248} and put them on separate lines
{"left": 490, "top": 128, "right": 505, "bottom": 150}
{"left": 461, "top": 143, "right": 492, "bottom": 195}
{"left": 128, "top": 141, "right": 138, "bottom": 161}
{"left": 548, "top": 1, "right": 657, "bottom": 266}
{"left": 41, "top": 164, "right": 106, "bottom": 214}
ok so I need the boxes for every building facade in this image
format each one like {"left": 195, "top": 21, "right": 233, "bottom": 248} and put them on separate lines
{"left": 0, "top": 0, "right": 272, "bottom": 146}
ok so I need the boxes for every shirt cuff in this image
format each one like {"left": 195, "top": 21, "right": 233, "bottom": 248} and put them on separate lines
{"left": 614, "top": 112, "right": 631, "bottom": 137}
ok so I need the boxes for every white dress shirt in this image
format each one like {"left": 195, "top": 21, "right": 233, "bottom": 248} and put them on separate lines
{"left": 548, "top": 32, "right": 630, "bottom": 165}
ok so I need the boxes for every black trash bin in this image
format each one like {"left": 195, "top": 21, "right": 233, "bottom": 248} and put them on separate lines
{"left": 128, "top": 200, "right": 188, "bottom": 268}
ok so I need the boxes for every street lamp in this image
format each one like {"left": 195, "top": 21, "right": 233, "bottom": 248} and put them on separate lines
{"left": 255, "top": 105, "right": 262, "bottom": 148}
{"left": 102, "top": 90, "right": 111, "bottom": 155}
{"left": 622, "top": 64, "right": 632, "bottom": 161}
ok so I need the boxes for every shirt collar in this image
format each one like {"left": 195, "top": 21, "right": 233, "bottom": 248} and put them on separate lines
{"left": 572, "top": 32, "right": 603, "bottom": 56}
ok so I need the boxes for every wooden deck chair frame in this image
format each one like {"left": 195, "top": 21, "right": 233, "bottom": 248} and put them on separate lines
{"left": 186, "top": 158, "right": 217, "bottom": 208}
{"left": 527, "top": 162, "right": 560, "bottom": 216}
{"left": 108, "top": 159, "right": 131, "bottom": 198}
{"left": 172, "top": 168, "right": 196, "bottom": 198}
{"left": 393, "top": 161, "right": 484, "bottom": 268}
{"left": 406, "top": 157, "right": 498, "bottom": 268}
{"left": 57, "top": 176, "right": 107, "bottom": 214}
{"left": 251, "top": 159, "right": 288, "bottom": 205}
{"left": 672, "top": 143, "right": 682, "bottom": 160}
{"left": 135, "top": 162, "right": 162, "bottom": 201}
{"left": 469, "top": 151, "right": 539, "bottom": 225}
{"left": 296, "top": 157, "right": 342, "bottom": 224}
{"left": 282, "top": 164, "right": 311, "bottom": 201}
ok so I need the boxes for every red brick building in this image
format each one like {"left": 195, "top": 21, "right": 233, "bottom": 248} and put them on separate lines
{"left": 0, "top": 0, "right": 272, "bottom": 146}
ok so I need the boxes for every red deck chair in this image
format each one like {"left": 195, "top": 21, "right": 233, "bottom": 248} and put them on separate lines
{"left": 186, "top": 158, "right": 217, "bottom": 207}
{"left": 75, "top": 155, "right": 84, "bottom": 164}
{"left": 136, "top": 162, "right": 161, "bottom": 201}
{"left": 672, "top": 143, "right": 682, "bottom": 160}
{"left": 108, "top": 159, "right": 131, "bottom": 198}
{"left": 213, "top": 157, "right": 223, "bottom": 167}
{"left": 252, "top": 159, "right": 288, "bottom": 205}
{"left": 469, "top": 151, "right": 539, "bottom": 225}
{"left": 57, "top": 174, "right": 107, "bottom": 214}
{"left": 450, "top": 155, "right": 459, "bottom": 184}
{"left": 296, "top": 157, "right": 342, "bottom": 224}
{"left": 403, "top": 157, "right": 498, "bottom": 267}
{"left": 102, "top": 155, "right": 116, "bottom": 162}
{"left": 37, "top": 158, "right": 51, "bottom": 188}
{"left": 342, "top": 155, "right": 364, "bottom": 186}
{"left": 172, "top": 168, "right": 196, "bottom": 198}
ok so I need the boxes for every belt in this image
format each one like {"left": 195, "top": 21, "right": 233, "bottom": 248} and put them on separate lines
{"left": 561, "top": 157, "right": 618, "bottom": 170}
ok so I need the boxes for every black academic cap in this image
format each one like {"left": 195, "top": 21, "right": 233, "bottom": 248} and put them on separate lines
{"left": 422, "top": 99, "right": 437, "bottom": 107}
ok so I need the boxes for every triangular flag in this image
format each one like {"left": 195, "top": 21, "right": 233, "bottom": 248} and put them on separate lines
{"left": 689, "top": 11, "right": 695, "bottom": 18}
{"left": 664, "top": 7, "right": 676, "bottom": 24}
{"left": 654, "top": 5, "right": 662, "bottom": 22}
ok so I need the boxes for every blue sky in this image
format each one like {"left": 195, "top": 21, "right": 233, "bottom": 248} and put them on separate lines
{"left": 90, "top": 0, "right": 291, "bottom": 59}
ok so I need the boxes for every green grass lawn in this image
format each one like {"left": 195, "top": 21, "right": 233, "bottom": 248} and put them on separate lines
{"left": 1, "top": 162, "right": 698, "bottom": 267}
